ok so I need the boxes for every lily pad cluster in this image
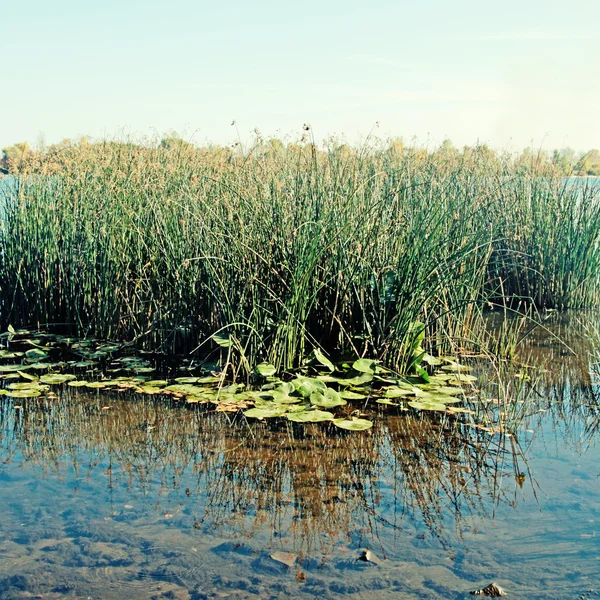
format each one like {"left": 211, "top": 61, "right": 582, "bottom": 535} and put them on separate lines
{"left": 0, "top": 327, "right": 478, "bottom": 431}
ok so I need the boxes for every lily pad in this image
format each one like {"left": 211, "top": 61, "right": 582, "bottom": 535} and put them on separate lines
{"left": 40, "top": 374, "right": 76, "bottom": 384}
{"left": 408, "top": 401, "right": 447, "bottom": 411}
{"left": 313, "top": 348, "right": 335, "bottom": 372}
{"left": 286, "top": 409, "right": 334, "bottom": 423}
{"left": 310, "top": 388, "right": 346, "bottom": 408}
{"left": 333, "top": 417, "right": 373, "bottom": 431}
{"left": 255, "top": 363, "right": 277, "bottom": 377}
{"left": 244, "top": 406, "right": 288, "bottom": 420}
{"left": 352, "top": 358, "right": 376, "bottom": 374}
{"left": 67, "top": 380, "right": 90, "bottom": 387}
{"left": 6, "top": 389, "right": 42, "bottom": 398}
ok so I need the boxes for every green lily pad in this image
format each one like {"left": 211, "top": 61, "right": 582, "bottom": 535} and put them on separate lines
{"left": 244, "top": 406, "right": 288, "bottom": 420}
{"left": 339, "top": 390, "right": 366, "bottom": 400}
{"left": 352, "top": 358, "right": 376, "bottom": 374}
{"left": 310, "top": 388, "right": 346, "bottom": 408}
{"left": 384, "top": 386, "right": 417, "bottom": 398}
{"left": 0, "top": 364, "right": 32, "bottom": 373}
{"left": 67, "top": 380, "right": 90, "bottom": 387}
{"left": 313, "top": 348, "right": 335, "bottom": 372}
{"left": 293, "top": 377, "right": 327, "bottom": 397}
{"left": 25, "top": 348, "right": 49, "bottom": 360}
{"left": 255, "top": 363, "right": 277, "bottom": 377}
{"left": 333, "top": 417, "right": 373, "bottom": 431}
{"left": 448, "top": 374, "right": 477, "bottom": 384}
{"left": 86, "top": 381, "right": 113, "bottom": 389}
{"left": 408, "top": 401, "right": 448, "bottom": 411}
{"left": 287, "top": 409, "right": 334, "bottom": 423}
{"left": 6, "top": 389, "right": 42, "bottom": 398}
{"left": 40, "top": 374, "right": 76, "bottom": 384}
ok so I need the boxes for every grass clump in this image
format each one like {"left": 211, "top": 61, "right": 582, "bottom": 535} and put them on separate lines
{"left": 0, "top": 138, "right": 599, "bottom": 373}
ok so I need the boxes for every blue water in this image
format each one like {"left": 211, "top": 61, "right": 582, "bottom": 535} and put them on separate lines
{"left": 1, "top": 321, "right": 600, "bottom": 600}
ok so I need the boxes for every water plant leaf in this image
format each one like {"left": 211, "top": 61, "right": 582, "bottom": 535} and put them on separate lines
{"left": 286, "top": 409, "right": 334, "bottom": 423}
{"left": 6, "top": 389, "right": 42, "bottom": 398}
{"left": 25, "top": 348, "right": 49, "bottom": 360}
{"left": 174, "top": 377, "right": 199, "bottom": 383}
{"left": 212, "top": 333, "right": 233, "bottom": 348}
{"left": 292, "top": 377, "right": 327, "bottom": 397}
{"left": 408, "top": 400, "right": 447, "bottom": 411}
{"left": 313, "top": 348, "right": 335, "bottom": 372}
{"left": 40, "top": 374, "right": 76, "bottom": 384}
{"left": 0, "top": 364, "right": 32, "bottom": 373}
{"left": 0, "top": 350, "right": 23, "bottom": 358}
{"left": 336, "top": 372, "right": 373, "bottom": 387}
{"left": 17, "top": 371, "right": 38, "bottom": 381}
{"left": 340, "top": 390, "right": 366, "bottom": 400}
{"left": 441, "top": 362, "right": 471, "bottom": 373}
{"left": 448, "top": 374, "right": 478, "bottom": 384}
{"left": 352, "top": 359, "right": 376, "bottom": 374}
{"left": 244, "top": 406, "right": 288, "bottom": 420}
{"left": 86, "top": 381, "right": 113, "bottom": 389}
{"left": 255, "top": 363, "right": 277, "bottom": 377}
{"left": 67, "top": 380, "right": 90, "bottom": 387}
{"left": 384, "top": 386, "right": 417, "bottom": 398}
{"left": 310, "top": 387, "right": 346, "bottom": 408}
{"left": 421, "top": 353, "right": 442, "bottom": 366}
{"left": 415, "top": 366, "right": 430, "bottom": 383}
{"left": 271, "top": 390, "right": 302, "bottom": 404}
{"left": 333, "top": 417, "right": 373, "bottom": 431}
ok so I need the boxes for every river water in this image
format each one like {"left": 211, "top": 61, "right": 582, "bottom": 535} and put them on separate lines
{"left": 0, "top": 313, "right": 600, "bottom": 599}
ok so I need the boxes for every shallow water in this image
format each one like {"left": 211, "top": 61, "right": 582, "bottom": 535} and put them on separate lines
{"left": 1, "top": 315, "right": 600, "bottom": 599}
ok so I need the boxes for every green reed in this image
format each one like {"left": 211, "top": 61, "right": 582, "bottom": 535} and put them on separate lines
{"left": 0, "top": 140, "right": 598, "bottom": 371}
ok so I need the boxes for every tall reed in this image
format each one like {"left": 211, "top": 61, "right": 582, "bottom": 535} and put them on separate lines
{"left": 1, "top": 140, "right": 598, "bottom": 371}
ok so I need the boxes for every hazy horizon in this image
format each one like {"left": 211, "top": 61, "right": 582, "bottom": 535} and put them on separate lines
{"left": 2, "top": 0, "right": 599, "bottom": 152}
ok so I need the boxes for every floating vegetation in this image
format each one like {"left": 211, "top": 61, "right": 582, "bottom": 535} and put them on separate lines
{"left": 0, "top": 325, "right": 501, "bottom": 433}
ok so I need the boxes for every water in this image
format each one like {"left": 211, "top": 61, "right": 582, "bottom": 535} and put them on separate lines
{"left": 1, "top": 315, "right": 600, "bottom": 599}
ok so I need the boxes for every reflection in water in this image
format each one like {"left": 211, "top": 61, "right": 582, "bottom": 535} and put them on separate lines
{"left": 1, "top": 312, "right": 600, "bottom": 598}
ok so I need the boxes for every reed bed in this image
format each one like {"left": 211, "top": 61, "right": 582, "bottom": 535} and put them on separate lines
{"left": 1, "top": 140, "right": 599, "bottom": 371}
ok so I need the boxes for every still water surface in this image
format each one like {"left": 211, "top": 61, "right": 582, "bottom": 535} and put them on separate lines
{"left": 1, "top": 313, "right": 600, "bottom": 599}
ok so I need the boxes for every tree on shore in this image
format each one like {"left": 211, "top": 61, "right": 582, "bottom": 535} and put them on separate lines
{"left": 1, "top": 142, "right": 32, "bottom": 173}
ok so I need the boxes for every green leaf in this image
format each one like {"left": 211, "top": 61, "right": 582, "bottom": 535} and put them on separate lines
{"left": 313, "top": 348, "right": 335, "bottom": 372}
{"left": 255, "top": 362, "right": 277, "bottom": 377}
{"left": 415, "top": 366, "right": 430, "bottom": 383}
{"left": 212, "top": 333, "right": 233, "bottom": 348}
{"left": 6, "top": 389, "right": 41, "bottom": 398}
{"left": 352, "top": 358, "right": 376, "bottom": 374}
{"left": 39, "top": 374, "right": 76, "bottom": 384}
{"left": 339, "top": 390, "right": 366, "bottom": 400}
{"left": 287, "top": 409, "right": 334, "bottom": 423}
{"left": 25, "top": 348, "right": 49, "bottom": 360}
{"left": 408, "top": 400, "right": 447, "bottom": 411}
{"left": 333, "top": 417, "right": 373, "bottom": 431}
{"left": 244, "top": 406, "right": 288, "bottom": 420}
{"left": 310, "top": 387, "right": 346, "bottom": 408}
{"left": 292, "top": 377, "right": 327, "bottom": 397}
{"left": 384, "top": 386, "right": 417, "bottom": 398}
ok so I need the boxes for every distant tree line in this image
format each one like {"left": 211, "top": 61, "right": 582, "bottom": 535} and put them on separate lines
{"left": 2, "top": 134, "right": 600, "bottom": 176}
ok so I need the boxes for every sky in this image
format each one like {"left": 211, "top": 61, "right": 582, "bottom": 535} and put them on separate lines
{"left": 1, "top": 0, "right": 599, "bottom": 152}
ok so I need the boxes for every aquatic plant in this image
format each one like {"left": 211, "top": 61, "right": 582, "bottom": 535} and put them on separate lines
{"left": 1, "top": 140, "right": 599, "bottom": 372}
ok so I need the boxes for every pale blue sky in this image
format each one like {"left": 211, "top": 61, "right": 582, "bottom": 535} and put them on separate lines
{"left": 2, "top": 0, "right": 599, "bottom": 151}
